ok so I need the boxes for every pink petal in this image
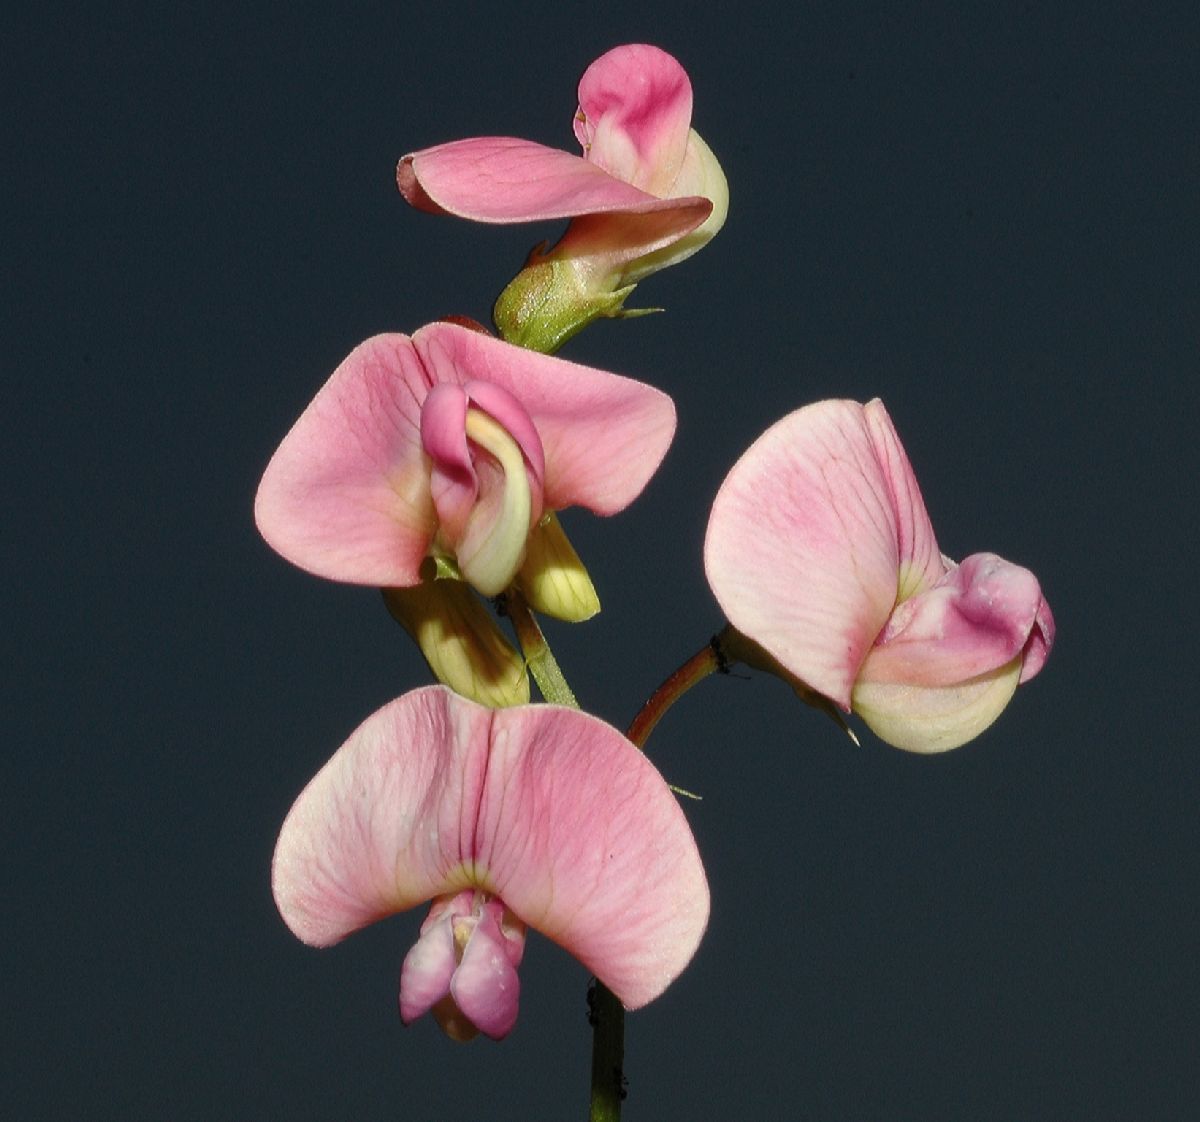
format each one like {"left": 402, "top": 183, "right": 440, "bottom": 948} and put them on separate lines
{"left": 862, "top": 400, "right": 944, "bottom": 598}
{"left": 396, "top": 47, "right": 722, "bottom": 295}
{"left": 574, "top": 44, "right": 693, "bottom": 197}
{"left": 412, "top": 323, "right": 676, "bottom": 516}
{"left": 420, "top": 382, "right": 477, "bottom": 541}
{"left": 857, "top": 553, "right": 1053, "bottom": 688}
{"left": 473, "top": 704, "right": 709, "bottom": 1010}
{"left": 1019, "top": 595, "right": 1056, "bottom": 683}
{"left": 420, "top": 380, "right": 546, "bottom": 554}
{"left": 254, "top": 334, "right": 437, "bottom": 586}
{"left": 272, "top": 688, "right": 491, "bottom": 947}
{"left": 398, "top": 137, "right": 701, "bottom": 223}
{"left": 460, "top": 380, "right": 546, "bottom": 491}
{"left": 398, "top": 906, "right": 457, "bottom": 1024}
{"left": 704, "top": 400, "right": 909, "bottom": 708}
{"left": 448, "top": 900, "right": 523, "bottom": 1040}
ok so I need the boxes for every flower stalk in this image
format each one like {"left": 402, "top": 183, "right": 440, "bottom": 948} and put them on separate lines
{"left": 502, "top": 588, "right": 578, "bottom": 709}
{"left": 626, "top": 636, "right": 725, "bottom": 749}
{"left": 588, "top": 979, "right": 626, "bottom": 1122}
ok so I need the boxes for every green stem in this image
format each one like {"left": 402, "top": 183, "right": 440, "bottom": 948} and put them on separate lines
{"left": 587, "top": 980, "right": 625, "bottom": 1122}
{"left": 502, "top": 588, "right": 577, "bottom": 707}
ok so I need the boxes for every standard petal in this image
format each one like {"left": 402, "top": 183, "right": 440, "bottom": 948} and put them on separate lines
{"left": 856, "top": 552, "right": 1053, "bottom": 689}
{"left": 254, "top": 334, "right": 437, "bottom": 586}
{"left": 574, "top": 44, "right": 693, "bottom": 196}
{"left": 412, "top": 323, "right": 676, "bottom": 515}
{"left": 399, "top": 137, "right": 696, "bottom": 223}
{"left": 271, "top": 688, "right": 491, "bottom": 947}
{"left": 704, "top": 400, "right": 904, "bottom": 708}
{"left": 862, "top": 399, "right": 944, "bottom": 598}
{"left": 472, "top": 704, "right": 709, "bottom": 1011}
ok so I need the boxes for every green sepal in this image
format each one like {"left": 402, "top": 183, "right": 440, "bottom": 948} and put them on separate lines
{"left": 493, "top": 252, "right": 640, "bottom": 355}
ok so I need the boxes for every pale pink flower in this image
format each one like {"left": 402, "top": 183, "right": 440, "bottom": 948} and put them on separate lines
{"left": 397, "top": 45, "right": 728, "bottom": 348}
{"left": 704, "top": 399, "right": 1054, "bottom": 752}
{"left": 254, "top": 321, "right": 675, "bottom": 598}
{"left": 272, "top": 686, "right": 709, "bottom": 1041}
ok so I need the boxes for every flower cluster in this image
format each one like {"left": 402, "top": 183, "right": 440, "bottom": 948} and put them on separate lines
{"left": 257, "top": 324, "right": 705, "bottom": 1036}
{"left": 259, "top": 43, "right": 1053, "bottom": 1060}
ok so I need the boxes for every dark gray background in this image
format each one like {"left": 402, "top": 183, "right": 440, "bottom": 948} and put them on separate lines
{"left": 7, "top": 2, "right": 1197, "bottom": 1118}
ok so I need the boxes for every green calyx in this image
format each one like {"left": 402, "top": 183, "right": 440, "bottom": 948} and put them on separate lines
{"left": 493, "top": 254, "right": 642, "bottom": 355}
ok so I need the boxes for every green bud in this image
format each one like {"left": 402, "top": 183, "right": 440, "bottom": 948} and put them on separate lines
{"left": 517, "top": 512, "right": 601, "bottom": 622}
{"left": 383, "top": 562, "right": 530, "bottom": 708}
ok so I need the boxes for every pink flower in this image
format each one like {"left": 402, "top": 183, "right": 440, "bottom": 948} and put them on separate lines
{"left": 272, "top": 686, "right": 709, "bottom": 1041}
{"left": 254, "top": 321, "right": 675, "bottom": 599}
{"left": 397, "top": 44, "right": 728, "bottom": 350}
{"left": 704, "top": 400, "right": 1055, "bottom": 753}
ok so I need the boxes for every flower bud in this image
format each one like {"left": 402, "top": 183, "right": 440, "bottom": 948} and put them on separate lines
{"left": 517, "top": 512, "right": 601, "bottom": 622}
{"left": 382, "top": 563, "right": 529, "bottom": 708}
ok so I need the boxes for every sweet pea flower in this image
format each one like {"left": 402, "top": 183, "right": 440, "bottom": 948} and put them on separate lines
{"left": 272, "top": 685, "right": 709, "bottom": 1041}
{"left": 397, "top": 44, "right": 728, "bottom": 352}
{"left": 704, "top": 400, "right": 1054, "bottom": 753}
{"left": 254, "top": 320, "right": 674, "bottom": 603}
